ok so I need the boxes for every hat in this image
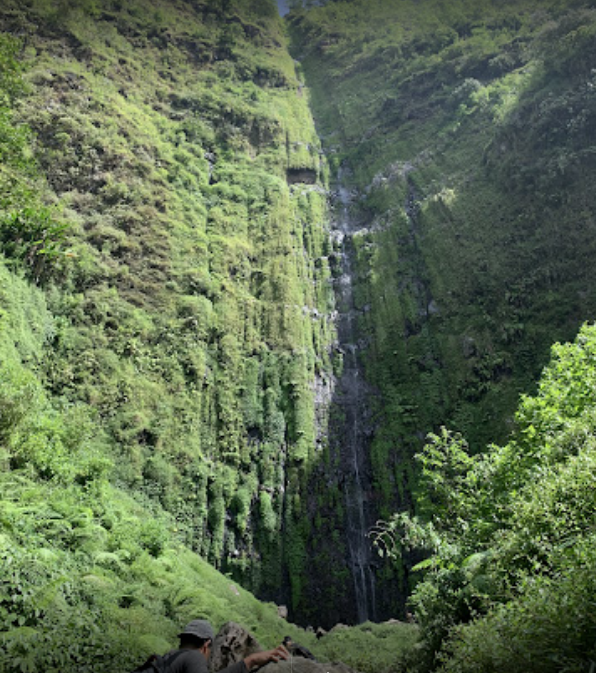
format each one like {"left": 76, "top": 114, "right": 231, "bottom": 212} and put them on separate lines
{"left": 179, "top": 619, "right": 215, "bottom": 641}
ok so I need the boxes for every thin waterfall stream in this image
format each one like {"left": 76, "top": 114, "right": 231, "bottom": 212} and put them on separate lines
{"left": 331, "top": 167, "right": 377, "bottom": 623}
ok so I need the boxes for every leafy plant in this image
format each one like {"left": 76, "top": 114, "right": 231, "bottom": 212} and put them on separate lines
{"left": 375, "top": 323, "right": 596, "bottom": 672}
{"left": 0, "top": 206, "right": 70, "bottom": 283}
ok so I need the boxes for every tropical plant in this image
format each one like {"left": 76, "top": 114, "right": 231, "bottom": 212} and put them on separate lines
{"left": 375, "top": 322, "right": 596, "bottom": 671}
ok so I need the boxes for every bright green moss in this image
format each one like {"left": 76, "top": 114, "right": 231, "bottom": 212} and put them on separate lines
{"left": 0, "top": 0, "right": 337, "bottom": 645}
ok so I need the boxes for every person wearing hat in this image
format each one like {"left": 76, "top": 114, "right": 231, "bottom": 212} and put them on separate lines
{"left": 153, "top": 619, "right": 289, "bottom": 673}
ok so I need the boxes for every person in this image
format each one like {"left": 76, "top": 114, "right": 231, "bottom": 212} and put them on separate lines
{"left": 149, "top": 619, "right": 290, "bottom": 673}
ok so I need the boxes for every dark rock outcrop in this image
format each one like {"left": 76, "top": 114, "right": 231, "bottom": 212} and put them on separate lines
{"left": 286, "top": 167, "right": 317, "bottom": 184}
{"left": 282, "top": 636, "right": 316, "bottom": 660}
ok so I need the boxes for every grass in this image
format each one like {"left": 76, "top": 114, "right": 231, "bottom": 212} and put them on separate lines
{"left": 315, "top": 621, "right": 420, "bottom": 673}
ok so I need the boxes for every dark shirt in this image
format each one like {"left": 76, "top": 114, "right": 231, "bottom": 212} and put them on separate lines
{"left": 164, "top": 649, "right": 249, "bottom": 673}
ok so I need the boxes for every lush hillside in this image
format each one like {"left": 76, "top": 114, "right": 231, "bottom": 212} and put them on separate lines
{"left": 0, "top": 277, "right": 413, "bottom": 673}
{"left": 0, "top": 211, "right": 317, "bottom": 668}
{"left": 4, "top": 0, "right": 596, "bottom": 669}
{"left": 376, "top": 321, "right": 596, "bottom": 671}
{"left": 0, "top": 0, "right": 341, "bottom": 656}
{"left": 289, "top": 0, "right": 596, "bottom": 605}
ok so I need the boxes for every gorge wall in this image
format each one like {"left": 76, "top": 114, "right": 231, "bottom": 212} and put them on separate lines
{"left": 331, "top": 168, "right": 377, "bottom": 623}
{"left": 0, "top": 0, "right": 340, "bottom": 628}
{"left": 289, "top": 0, "right": 596, "bottom": 601}
{"left": 4, "top": 0, "right": 596, "bottom": 652}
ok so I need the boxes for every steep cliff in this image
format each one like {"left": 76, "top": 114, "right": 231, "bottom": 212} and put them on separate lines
{"left": 0, "top": 0, "right": 337, "bottom": 650}
{"left": 4, "top": 1, "right": 596, "bottom": 666}
{"left": 289, "top": 0, "right": 596, "bottom": 615}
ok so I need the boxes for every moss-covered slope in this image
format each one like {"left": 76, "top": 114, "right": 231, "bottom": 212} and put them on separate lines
{"left": 0, "top": 0, "right": 336, "bottom": 636}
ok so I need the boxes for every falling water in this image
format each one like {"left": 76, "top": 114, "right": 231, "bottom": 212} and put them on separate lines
{"left": 331, "top": 167, "right": 377, "bottom": 623}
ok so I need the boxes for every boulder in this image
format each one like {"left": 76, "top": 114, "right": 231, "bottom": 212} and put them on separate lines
{"left": 315, "top": 627, "right": 327, "bottom": 640}
{"left": 210, "top": 622, "right": 262, "bottom": 673}
{"left": 282, "top": 636, "right": 316, "bottom": 660}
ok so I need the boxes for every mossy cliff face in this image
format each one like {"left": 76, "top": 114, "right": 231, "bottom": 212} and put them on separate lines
{"left": 289, "top": 0, "right": 596, "bottom": 615}
{"left": 6, "top": 0, "right": 596, "bottom": 642}
{"left": 0, "top": 0, "right": 337, "bottom": 622}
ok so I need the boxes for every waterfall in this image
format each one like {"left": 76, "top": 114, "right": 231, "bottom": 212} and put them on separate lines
{"left": 331, "top": 167, "right": 377, "bottom": 623}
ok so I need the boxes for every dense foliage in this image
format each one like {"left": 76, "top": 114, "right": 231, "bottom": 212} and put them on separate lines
{"left": 289, "top": 0, "right": 596, "bottom": 613}
{"left": 0, "top": 200, "right": 315, "bottom": 670}
{"left": 375, "top": 322, "right": 596, "bottom": 671}
{"left": 4, "top": 0, "right": 596, "bottom": 669}
{"left": 0, "top": 0, "right": 339, "bottom": 627}
{"left": 313, "top": 620, "right": 419, "bottom": 673}
{"left": 0, "top": 0, "right": 345, "bottom": 665}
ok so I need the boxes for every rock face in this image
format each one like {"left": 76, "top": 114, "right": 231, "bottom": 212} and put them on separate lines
{"left": 210, "top": 622, "right": 262, "bottom": 673}
{"left": 286, "top": 167, "right": 318, "bottom": 184}
{"left": 328, "top": 168, "right": 378, "bottom": 624}
{"left": 210, "top": 622, "right": 359, "bottom": 673}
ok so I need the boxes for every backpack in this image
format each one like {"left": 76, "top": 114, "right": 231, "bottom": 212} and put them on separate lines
{"left": 131, "top": 650, "right": 185, "bottom": 673}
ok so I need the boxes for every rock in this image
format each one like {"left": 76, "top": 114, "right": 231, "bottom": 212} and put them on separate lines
{"left": 462, "top": 336, "right": 476, "bottom": 359}
{"left": 315, "top": 627, "right": 327, "bottom": 640}
{"left": 286, "top": 167, "right": 318, "bottom": 185}
{"left": 209, "top": 622, "right": 262, "bottom": 673}
{"left": 427, "top": 300, "right": 440, "bottom": 315}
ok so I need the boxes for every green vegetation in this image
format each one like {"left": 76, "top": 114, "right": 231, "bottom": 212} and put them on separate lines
{"left": 0, "top": 245, "right": 404, "bottom": 671}
{"left": 376, "top": 322, "right": 596, "bottom": 671}
{"left": 0, "top": 251, "right": 316, "bottom": 671}
{"left": 290, "top": 0, "right": 596, "bottom": 616}
{"left": 0, "top": 34, "right": 70, "bottom": 285}
{"left": 4, "top": 0, "right": 596, "bottom": 670}
{"left": 0, "top": 0, "right": 338, "bottom": 665}
{"left": 315, "top": 621, "right": 419, "bottom": 673}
